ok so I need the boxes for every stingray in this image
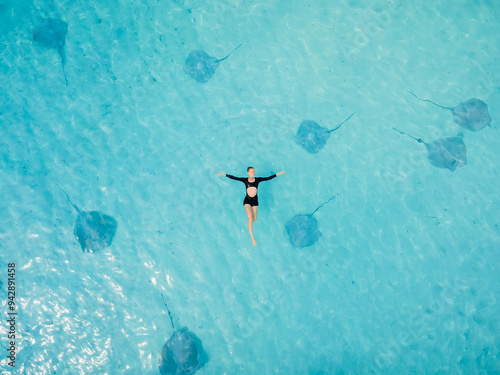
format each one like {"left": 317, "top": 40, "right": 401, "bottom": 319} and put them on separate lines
{"left": 57, "top": 185, "right": 117, "bottom": 253}
{"left": 285, "top": 195, "right": 338, "bottom": 248}
{"left": 183, "top": 41, "right": 245, "bottom": 83}
{"left": 393, "top": 128, "right": 467, "bottom": 171}
{"left": 408, "top": 91, "right": 491, "bottom": 132}
{"left": 295, "top": 112, "right": 356, "bottom": 153}
{"left": 33, "top": 18, "right": 68, "bottom": 85}
{"left": 159, "top": 294, "right": 207, "bottom": 375}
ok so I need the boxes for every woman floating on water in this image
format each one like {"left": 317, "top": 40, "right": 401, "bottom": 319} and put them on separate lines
{"left": 216, "top": 167, "right": 286, "bottom": 246}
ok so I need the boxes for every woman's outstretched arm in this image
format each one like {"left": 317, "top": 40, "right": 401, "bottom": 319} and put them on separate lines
{"left": 259, "top": 171, "right": 286, "bottom": 182}
{"left": 217, "top": 173, "right": 246, "bottom": 182}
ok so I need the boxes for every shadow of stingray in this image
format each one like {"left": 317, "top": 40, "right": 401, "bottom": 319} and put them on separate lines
{"left": 57, "top": 184, "right": 117, "bottom": 252}
{"left": 286, "top": 195, "right": 339, "bottom": 248}
{"left": 159, "top": 294, "right": 208, "bottom": 375}
{"left": 33, "top": 18, "right": 68, "bottom": 85}
{"left": 183, "top": 42, "right": 244, "bottom": 83}
{"left": 408, "top": 91, "right": 491, "bottom": 132}
{"left": 295, "top": 113, "right": 355, "bottom": 153}
{"left": 393, "top": 128, "right": 467, "bottom": 172}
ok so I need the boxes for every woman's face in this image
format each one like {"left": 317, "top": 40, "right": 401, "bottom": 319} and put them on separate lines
{"left": 247, "top": 168, "right": 255, "bottom": 178}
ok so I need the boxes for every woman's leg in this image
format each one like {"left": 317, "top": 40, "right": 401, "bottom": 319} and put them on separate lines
{"left": 244, "top": 204, "right": 257, "bottom": 246}
{"left": 251, "top": 206, "right": 258, "bottom": 222}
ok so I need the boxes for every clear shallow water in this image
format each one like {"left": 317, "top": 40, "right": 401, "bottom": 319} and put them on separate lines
{"left": 1, "top": 0, "right": 499, "bottom": 374}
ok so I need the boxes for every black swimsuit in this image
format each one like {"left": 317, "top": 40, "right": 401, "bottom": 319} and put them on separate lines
{"left": 226, "top": 174, "right": 277, "bottom": 206}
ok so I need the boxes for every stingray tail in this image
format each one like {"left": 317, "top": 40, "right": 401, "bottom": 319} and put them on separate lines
{"left": 407, "top": 91, "right": 452, "bottom": 110}
{"left": 58, "top": 47, "right": 68, "bottom": 87}
{"left": 392, "top": 127, "right": 426, "bottom": 145}
{"left": 56, "top": 183, "right": 81, "bottom": 214}
{"left": 328, "top": 112, "right": 356, "bottom": 133}
{"left": 161, "top": 293, "right": 176, "bottom": 331}
{"left": 217, "top": 41, "right": 245, "bottom": 62}
{"left": 311, "top": 194, "right": 339, "bottom": 216}
{"left": 62, "top": 65, "right": 68, "bottom": 87}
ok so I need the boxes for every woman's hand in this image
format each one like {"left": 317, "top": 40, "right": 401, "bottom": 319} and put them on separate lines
{"left": 216, "top": 173, "right": 226, "bottom": 176}
{"left": 276, "top": 171, "right": 286, "bottom": 176}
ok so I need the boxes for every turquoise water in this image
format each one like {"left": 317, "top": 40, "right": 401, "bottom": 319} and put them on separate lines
{"left": 1, "top": 0, "right": 499, "bottom": 373}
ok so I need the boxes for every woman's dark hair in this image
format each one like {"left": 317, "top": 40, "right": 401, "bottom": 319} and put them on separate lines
{"left": 247, "top": 166, "right": 254, "bottom": 172}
